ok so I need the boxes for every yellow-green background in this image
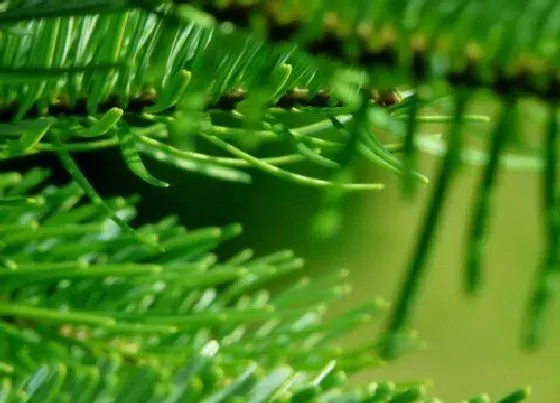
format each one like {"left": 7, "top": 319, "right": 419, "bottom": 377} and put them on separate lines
{"left": 337, "top": 161, "right": 560, "bottom": 402}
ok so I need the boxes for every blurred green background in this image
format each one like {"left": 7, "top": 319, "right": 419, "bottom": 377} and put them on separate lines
{"left": 337, "top": 159, "right": 560, "bottom": 402}
{"left": 2, "top": 98, "right": 559, "bottom": 401}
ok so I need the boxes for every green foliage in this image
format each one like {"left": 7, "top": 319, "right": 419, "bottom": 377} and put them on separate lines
{"left": 0, "top": 168, "right": 529, "bottom": 402}
{"left": 0, "top": 0, "right": 557, "bottom": 401}
{"left": 169, "top": 0, "right": 560, "bottom": 96}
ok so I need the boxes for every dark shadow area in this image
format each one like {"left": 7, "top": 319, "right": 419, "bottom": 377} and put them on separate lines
{"left": 0, "top": 147, "right": 374, "bottom": 265}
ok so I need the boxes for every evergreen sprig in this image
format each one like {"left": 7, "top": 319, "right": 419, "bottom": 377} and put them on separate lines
{"left": 0, "top": 6, "right": 445, "bottom": 192}
{"left": 0, "top": 0, "right": 556, "bottom": 401}
{"left": 167, "top": 0, "right": 560, "bottom": 98}
{"left": 0, "top": 168, "right": 528, "bottom": 403}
